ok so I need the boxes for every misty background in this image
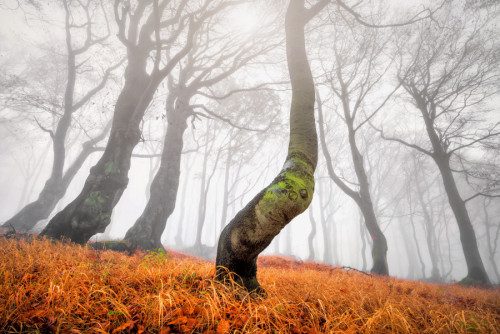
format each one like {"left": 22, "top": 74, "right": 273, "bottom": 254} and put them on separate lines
{"left": 1, "top": 0, "right": 499, "bottom": 284}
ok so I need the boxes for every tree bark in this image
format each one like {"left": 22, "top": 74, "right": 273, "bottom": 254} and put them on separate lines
{"left": 215, "top": 0, "right": 322, "bottom": 293}
{"left": 124, "top": 96, "right": 189, "bottom": 250}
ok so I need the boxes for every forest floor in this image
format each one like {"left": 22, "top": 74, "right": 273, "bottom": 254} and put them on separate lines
{"left": 0, "top": 236, "right": 499, "bottom": 333}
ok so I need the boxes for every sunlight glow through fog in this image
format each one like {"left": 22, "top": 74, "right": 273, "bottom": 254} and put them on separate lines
{"left": 226, "top": 4, "right": 260, "bottom": 34}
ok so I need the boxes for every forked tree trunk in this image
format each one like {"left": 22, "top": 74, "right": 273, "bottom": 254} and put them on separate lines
{"left": 124, "top": 98, "right": 190, "bottom": 250}
{"left": 215, "top": 0, "right": 322, "bottom": 293}
{"left": 317, "top": 90, "right": 388, "bottom": 275}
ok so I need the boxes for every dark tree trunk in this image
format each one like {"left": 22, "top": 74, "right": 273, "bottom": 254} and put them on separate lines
{"left": 41, "top": 61, "right": 159, "bottom": 243}
{"left": 434, "top": 155, "right": 490, "bottom": 284}
{"left": 215, "top": 0, "right": 322, "bottom": 293}
{"left": 39, "top": 0, "right": 200, "bottom": 243}
{"left": 124, "top": 98, "right": 189, "bottom": 250}
{"left": 358, "top": 193, "right": 388, "bottom": 275}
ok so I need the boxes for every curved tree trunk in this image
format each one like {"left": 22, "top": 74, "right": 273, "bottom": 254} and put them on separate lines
{"left": 317, "top": 89, "right": 388, "bottom": 275}
{"left": 124, "top": 98, "right": 189, "bottom": 250}
{"left": 41, "top": 61, "right": 158, "bottom": 243}
{"left": 215, "top": 0, "right": 323, "bottom": 293}
{"left": 358, "top": 194, "right": 388, "bottom": 275}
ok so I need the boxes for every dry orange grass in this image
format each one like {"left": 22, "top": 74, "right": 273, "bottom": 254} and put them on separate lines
{"left": 0, "top": 237, "right": 499, "bottom": 333}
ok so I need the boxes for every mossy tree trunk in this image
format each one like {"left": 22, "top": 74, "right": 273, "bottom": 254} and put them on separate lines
{"left": 40, "top": 64, "right": 159, "bottom": 243}
{"left": 215, "top": 0, "right": 328, "bottom": 293}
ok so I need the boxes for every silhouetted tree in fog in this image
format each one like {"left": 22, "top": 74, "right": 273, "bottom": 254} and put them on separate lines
{"left": 316, "top": 10, "right": 398, "bottom": 275}
{"left": 381, "top": 1, "right": 500, "bottom": 284}
{"left": 2, "top": 0, "right": 118, "bottom": 232}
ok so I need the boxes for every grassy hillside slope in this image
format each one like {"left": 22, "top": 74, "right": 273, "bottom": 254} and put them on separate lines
{"left": 0, "top": 237, "right": 499, "bottom": 333}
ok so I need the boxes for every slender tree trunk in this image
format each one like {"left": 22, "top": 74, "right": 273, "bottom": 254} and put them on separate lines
{"left": 220, "top": 141, "right": 233, "bottom": 234}
{"left": 317, "top": 89, "right": 388, "bottom": 275}
{"left": 215, "top": 0, "right": 322, "bottom": 292}
{"left": 409, "top": 213, "right": 426, "bottom": 279}
{"left": 195, "top": 129, "right": 221, "bottom": 249}
{"left": 482, "top": 199, "right": 500, "bottom": 282}
{"left": 194, "top": 131, "right": 211, "bottom": 248}
{"left": 3, "top": 0, "right": 112, "bottom": 232}
{"left": 415, "top": 175, "right": 441, "bottom": 281}
{"left": 318, "top": 182, "right": 333, "bottom": 264}
{"left": 307, "top": 205, "right": 316, "bottom": 261}
{"left": 346, "top": 117, "right": 388, "bottom": 275}
{"left": 359, "top": 213, "right": 368, "bottom": 272}
{"left": 399, "top": 219, "right": 418, "bottom": 279}
{"left": 124, "top": 97, "right": 189, "bottom": 250}
{"left": 175, "top": 155, "right": 191, "bottom": 247}
{"left": 412, "top": 99, "right": 491, "bottom": 284}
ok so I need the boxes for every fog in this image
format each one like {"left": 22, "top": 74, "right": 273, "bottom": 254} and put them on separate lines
{"left": 1, "top": 0, "right": 499, "bottom": 285}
